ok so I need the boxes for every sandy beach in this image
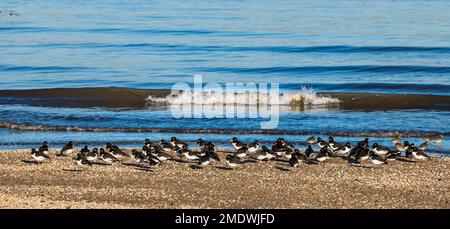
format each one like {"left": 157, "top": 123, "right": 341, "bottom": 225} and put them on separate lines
{"left": 0, "top": 149, "right": 448, "bottom": 209}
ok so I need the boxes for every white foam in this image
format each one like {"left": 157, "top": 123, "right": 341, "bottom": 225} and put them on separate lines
{"left": 146, "top": 87, "right": 340, "bottom": 106}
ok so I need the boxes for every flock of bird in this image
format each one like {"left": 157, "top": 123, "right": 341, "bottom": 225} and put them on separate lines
{"left": 29, "top": 134, "right": 443, "bottom": 169}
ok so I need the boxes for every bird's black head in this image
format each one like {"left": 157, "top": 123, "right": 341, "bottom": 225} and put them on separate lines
{"left": 226, "top": 154, "right": 233, "bottom": 160}
{"left": 197, "top": 138, "right": 203, "bottom": 144}
{"left": 316, "top": 137, "right": 323, "bottom": 142}
{"left": 328, "top": 136, "right": 334, "bottom": 142}
{"left": 372, "top": 143, "right": 378, "bottom": 148}
{"left": 262, "top": 145, "right": 269, "bottom": 151}
{"left": 307, "top": 145, "right": 312, "bottom": 149}
{"left": 160, "top": 139, "right": 166, "bottom": 144}
{"left": 43, "top": 141, "right": 48, "bottom": 146}
{"left": 92, "top": 148, "right": 98, "bottom": 153}
{"left": 364, "top": 138, "right": 369, "bottom": 143}
{"left": 170, "top": 136, "right": 177, "bottom": 142}
{"left": 231, "top": 137, "right": 238, "bottom": 143}
{"left": 143, "top": 139, "right": 150, "bottom": 144}
{"left": 254, "top": 140, "right": 259, "bottom": 144}
{"left": 403, "top": 141, "right": 410, "bottom": 146}
{"left": 345, "top": 142, "right": 352, "bottom": 148}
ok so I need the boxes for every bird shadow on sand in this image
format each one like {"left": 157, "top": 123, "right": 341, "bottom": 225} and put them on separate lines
{"left": 170, "top": 158, "right": 189, "bottom": 164}
{"left": 349, "top": 163, "right": 375, "bottom": 169}
{"left": 275, "top": 166, "right": 291, "bottom": 172}
{"left": 189, "top": 164, "right": 203, "bottom": 170}
{"left": 134, "top": 167, "right": 154, "bottom": 172}
{"left": 21, "top": 159, "right": 39, "bottom": 164}
{"left": 121, "top": 162, "right": 150, "bottom": 169}
{"left": 62, "top": 168, "right": 84, "bottom": 172}
{"left": 396, "top": 158, "right": 417, "bottom": 163}
{"left": 243, "top": 159, "right": 258, "bottom": 164}
{"left": 92, "top": 161, "right": 113, "bottom": 166}
{"left": 215, "top": 166, "right": 234, "bottom": 171}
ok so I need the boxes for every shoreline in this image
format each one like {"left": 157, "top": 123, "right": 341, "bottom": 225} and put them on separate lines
{"left": 1, "top": 87, "right": 449, "bottom": 110}
{"left": 0, "top": 149, "right": 449, "bottom": 209}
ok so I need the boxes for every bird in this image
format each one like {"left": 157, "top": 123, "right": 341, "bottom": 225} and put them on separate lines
{"left": 39, "top": 142, "right": 49, "bottom": 155}
{"left": 225, "top": 154, "right": 243, "bottom": 168}
{"left": 58, "top": 141, "right": 75, "bottom": 157}
{"left": 31, "top": 148, "right": 51, "bottom": 163}
{"left": 75, "top": 154, "right": 92, "bottom": 167}
{"left": 197, "top": 148, "right": 220, "bottom": 167}
{"left": 99, "top": 148, "right": 118, "bottom": 164}
{"left": 351, "top": 142, "right": 370, "bottom": 162}
{"left": 328, "top": 136, "right": 341, "bottom": 151}
{"left": 197, "top": 138, "right": 207, "bottom": 150}
{"left": 154, "top": 147, "right": 172, "bottom": 162}
{"left": 417, "top": 141, "right": 428, "bottom": 151}
{"left": 159, "top": 140, "right": 175, "bottom": 152}
{"left": 280, "top": 138, "right": 295, "bottom": 149}
{"left": 170, "top": 136, "right": 188, "bottom": 148}
{"left": 131, "top": 149, "right": 146, "bottom": 163}
{"left": 433, "top": 135, "right": 443, "bottom": 143}
{"left": 395, "top": 140, "right": 409, "bottom": 152}
{"left": 147, "top": 154, "right": 162, "bottom": 167}
{"left": 315, "top": 147, "right": 330, "bottom": 162}
{"left": 105, "top": 143, "right": 120, "bottom": 152}
{"left": 372, "top": 143, "right": 390, "bottom": 157}
{"left": 333, "top": 143, "right": 352, "bottom": 157}
{"left": 230, "top": 137, "right": 246, "bottom": 150}
{"left": 235, "top": 146, "right": 249, "bottom": 159}
{"left": 385, "top": 150, "right": 401, "bottom": 161}
{"left": 288, "top": 153, "right": 299, "bottom": 167}
{"left": 410, "top": 147, "right": 430, "bottom": 160}
{"left": 176, "top": 146, "right": 200, "bottom": 160}
{"left": 369, "top": 151, "right": 387, "bottom": 165}
{"left": 304, "top": 145, "right": 315, "bottom": 158}
{"left": 306, "top": 136, "right": 316, "bottom": 145}
{"left": 423, "top": 135, "right": 431, "bottom": 142}
{"left": 84, "top": 148, "right": 98, "bottom": 162}
{"left": 107, "top": 145, "right": 129, "bottom": 158}
{"left": 391, "top": 135, "right": 401, "bottom": 144}
{"left": 247, "top": 140, "right": 260, "bottom": 153}
{"left": 80, "top": 145, "right": 90, "bottom": 155}
{"left": 293, "top": 149, "right": 308, "bottom": 162}
{"left": 252, "top": 146, "right": 273, "bottom": 161}
{"left": 316, "top": 137, "right": 328, "bottom": 149}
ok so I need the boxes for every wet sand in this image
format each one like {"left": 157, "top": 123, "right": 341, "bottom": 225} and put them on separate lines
{"left": 0, "top": 149, "right": 449, "bottom": 209}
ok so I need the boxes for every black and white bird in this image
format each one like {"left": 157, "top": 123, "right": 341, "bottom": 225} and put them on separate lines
{"left": 316, "top": 137, "right": 328, "bottom": 149}
{"left": 293, "top": 149, "right": 308, "bottom": 162}
{"left": 84, "top": 148, "right": 98, "bottom": 162}
{"left": 230, "top": 137, "right": 246, "bottom": 150}
{"left": 39, "top": 142, "right": 49, "bottom": 155}
{"left": 176, "top": 146, "right": 200, "bottom": 160}
{"left": 328, "top": 136, "right": 341, "bottom": 151}
{"left": 304, "top": 145, "right": 315, "bottom": 158}
{"left": 75, "top": 154, "right": 92, "bottom": 167}
{"left": 369, "top": 151, "right": 387, "bottom": 165}
{"left": 372, "top": 143, "right": 390, "bottom": 157}
{"left": 80, "top": 145, "right": 90, "bottom": 155}
{"left": 197, "top": 138, "right": 207, "bottom": 150}
{"left": 385, "top": 150, "right": 401, "bottom": 161}
{"left": 410, "top": 146, "right": 430, "bottom": 160}
{"left": 288, "top": 153, "right": 299, "bottom": 167}
{"left": 235, "top": 146, "right": 249, "bottom": 159}
{"left": 315, "top": 147, "right": 330, "bottom": 162}
{"left": 106, "top": 144, "right": 129, "bottom": 158}
{"left": 197, "top": 148, "right": 220, "bottom": 167}
{"left": 131, "top": 149, "right": 147, "bottom": 163}
{"left": 225, "top": 154, "right": 243, "bottom": 168}
{"left": 31, "top": 148, "right": 51, "bottom": 163}
{"left": 247, "top": 140, "right": 260, "bottom": 153}
{"left": 99, "top": 148, "right": 118, "bottom": 164}
{"left": 170, "top": 136, "right": 188, "bottom": 148}
{"left": 58, "top": 141, "right": 75, "bottom": 157}
{"left": 333, "top": 143, "right": 352, "bottom": 157}
{"left": 147, "top": 154, "right": 162, "bottom": 167}
{"left": 395, "top": 141, "right": 409, "bottom": 152}
{"left": 252, "top": 146, "right": 274, "bottom": 161}
{"left": 159, "top": 139, "right": 175, "bottom": 152}
{"left": 154, "top": 147, "right": 172, "bottom": 162}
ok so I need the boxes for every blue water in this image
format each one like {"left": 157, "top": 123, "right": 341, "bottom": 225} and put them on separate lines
{"left": 1, "top": 0, "right": 450, "bottom": 93}
{"left": 0, "top": 0, "right": 449, "bottom": 152}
